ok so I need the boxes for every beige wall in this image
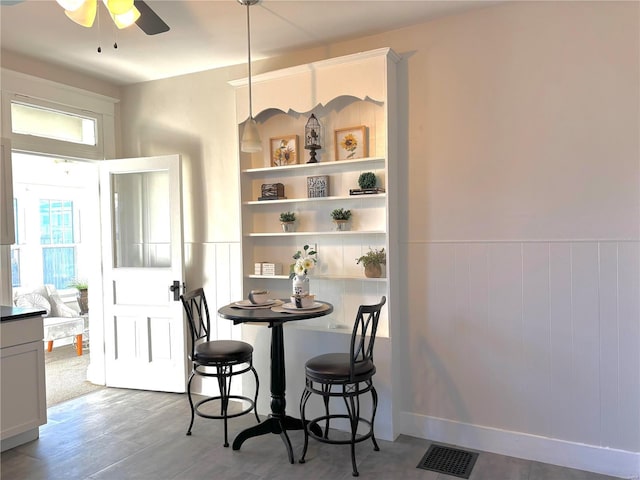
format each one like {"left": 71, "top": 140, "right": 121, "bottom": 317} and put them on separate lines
{"left": 3, "top": 1, "right": 638, "bottom": 476}
{"left": 119, "top": 2, "right": 639, "bottom": 475}
{"left": 119, "top": 66, "right": 245, "bottom": 244}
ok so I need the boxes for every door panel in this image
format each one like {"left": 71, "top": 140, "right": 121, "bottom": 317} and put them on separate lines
{"left": 100, "top": 154, "right": 186, "bottom": 393}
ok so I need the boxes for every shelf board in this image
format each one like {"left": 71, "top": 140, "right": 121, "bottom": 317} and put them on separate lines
{"left": 242, "top": 156, "right": 385, "bottom": 174}
{"left": 245, "top": 193, "right": 386, "bottom": 205}
{"left": 247, "top": 230, "right": 385, "bottom": 237}
{"left": 248, "top": 274, "right": 387, "bottom": 281}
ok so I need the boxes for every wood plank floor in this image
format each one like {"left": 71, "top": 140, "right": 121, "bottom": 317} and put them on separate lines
{"left": 1, "top": 388, "right": 623, "bottom": 479}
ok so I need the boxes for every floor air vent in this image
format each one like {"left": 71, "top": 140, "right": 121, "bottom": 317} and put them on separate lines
{"left": 417, "top": 444, "right": 479, "bottom": 478}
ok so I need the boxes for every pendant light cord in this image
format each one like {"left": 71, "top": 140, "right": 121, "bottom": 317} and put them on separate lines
{"left": 246, "top": 2, "right": 253, "bottom": 120}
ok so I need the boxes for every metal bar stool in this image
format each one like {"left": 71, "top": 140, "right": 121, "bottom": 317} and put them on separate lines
{"left": 299, "top": 296, "right": 386, "bottom": 476}
{"left": 180, "top": 288, "right": 260, "bottom": 447}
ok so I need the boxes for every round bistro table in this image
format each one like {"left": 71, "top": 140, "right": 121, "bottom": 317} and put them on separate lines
{"left": 217, "top": 300, "right": 333, "bottom": 464}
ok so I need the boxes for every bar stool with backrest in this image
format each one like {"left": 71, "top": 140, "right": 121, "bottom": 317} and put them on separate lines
{"left": 299, "top": 296, "right": 387, "bottom": 476}
{"left": 180, "top": 288, "right": 260, "bottom": 447}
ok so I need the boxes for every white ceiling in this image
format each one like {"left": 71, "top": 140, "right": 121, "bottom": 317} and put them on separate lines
{"left": 0, "top": 0, "right": 493, "bottom": 86}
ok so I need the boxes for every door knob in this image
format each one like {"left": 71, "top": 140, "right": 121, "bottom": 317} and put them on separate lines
{"left": 169, "top": 280, "right": 183, "bottom": 301}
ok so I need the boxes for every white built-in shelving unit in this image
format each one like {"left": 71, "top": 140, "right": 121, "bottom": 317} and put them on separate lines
{"left": 231, "top": 48, "right": 398, "bottom": 335}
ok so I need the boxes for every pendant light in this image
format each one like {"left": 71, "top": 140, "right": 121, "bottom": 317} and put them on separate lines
{"left": 238, "top": 0, "right": 262, "bottom": 153}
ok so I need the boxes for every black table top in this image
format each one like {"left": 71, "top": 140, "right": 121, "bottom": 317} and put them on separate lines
{"left": 218, "top": 300, "right": 333, "bottom": 325}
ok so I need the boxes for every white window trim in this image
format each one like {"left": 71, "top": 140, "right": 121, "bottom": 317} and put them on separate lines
{"left": 1, "top": 68, "right": 118, "bottom": 160}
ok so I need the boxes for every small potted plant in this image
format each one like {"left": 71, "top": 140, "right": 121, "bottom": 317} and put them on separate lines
{"left": 356, "top": 247, "right": 386, "bottom": 278}
{"left": 330, "top": 208, "right": 352, "bottom": 231}
{"left": 280, "top": 211, "right": 296, "bottom": 232}
{"left": 358, "top": 171, "right": 377, "bottom": 189}
{"left": 68, "top": 279, "right": 89, "bottom": 314}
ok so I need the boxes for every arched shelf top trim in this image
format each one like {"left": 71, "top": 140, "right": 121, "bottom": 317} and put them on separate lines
{"left": 231, "top": 48, "right": 398, "bottom": 124}
{"left": 251, "top": 95, "right": 383, "bottom": 123}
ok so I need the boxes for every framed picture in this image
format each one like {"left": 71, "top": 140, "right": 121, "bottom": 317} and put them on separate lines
{"left": 334, "top": 126, "right": 368, "bottom": 160}
{"left": 307, "top": 175, "right": 329, "bottom": 198}
{"left": 270, "top": 135, "right": 299, "bottom": 166}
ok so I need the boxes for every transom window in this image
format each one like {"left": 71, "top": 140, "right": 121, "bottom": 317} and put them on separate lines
{"left": 11, "top": 102, "right": 97, "bottom": 146}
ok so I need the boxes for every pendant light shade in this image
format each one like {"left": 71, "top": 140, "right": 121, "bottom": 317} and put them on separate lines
{"left": 239, "top": 0, "right": 262, "bottom": 153}
{"left": 241, "top": 118, "right": 262, "bottom": 153}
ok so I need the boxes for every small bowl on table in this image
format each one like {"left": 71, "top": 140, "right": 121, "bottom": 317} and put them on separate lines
{"left": 248, "top": 290, "right": 271, "bottom": 304}
{"left": 290, "top": 294, "right": 315, "bottom": 309}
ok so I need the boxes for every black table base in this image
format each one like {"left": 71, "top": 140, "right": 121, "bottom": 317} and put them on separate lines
{"left": 217, "top": 301, "right": 333, "bottom": 463}
{"left": 231, "top": 322, "right": 322, "bottom": 463}
{"left": 232, "top": 414, "right": 306, "bottom": 463}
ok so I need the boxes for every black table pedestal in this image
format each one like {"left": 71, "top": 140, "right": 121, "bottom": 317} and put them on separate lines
{"left": 232, "top": 324, "right": 295, "bottom": 462}
{"left": 231, "top": 323, "right": 320, "bottom": 463}
{"left": 217, "top": 301, "right": 333, "bottom": 463}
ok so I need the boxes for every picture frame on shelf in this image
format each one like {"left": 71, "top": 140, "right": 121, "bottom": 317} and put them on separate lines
{"left": 334, "top": 125, "right": 368, "bottom": 161}
{"left": 270, "top": 135, "right": 299, "bottom": 166}
{"left": 307, "top": 175, "right": 329, "bottom": 198}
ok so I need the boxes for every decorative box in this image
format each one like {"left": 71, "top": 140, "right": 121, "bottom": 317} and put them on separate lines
{"left": 307, "top": 175, "right": 329, "bottom": 198}
{"left": 261, "top": 263, "right": 283, "bottom": 276}
{"left": 261, "top": 183, "right": 285, "bottom": 199}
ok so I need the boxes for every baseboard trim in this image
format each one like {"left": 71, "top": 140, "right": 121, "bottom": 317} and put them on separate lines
{"left": 400, "top": 412, "right": 639, "bottom": 479}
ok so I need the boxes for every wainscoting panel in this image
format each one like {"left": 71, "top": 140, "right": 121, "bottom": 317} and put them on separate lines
{"left": 184, "top": 242, "right": 242, "bottom": 341}
{"left": 405, "top": 240, "right": 640, "bottom": 456}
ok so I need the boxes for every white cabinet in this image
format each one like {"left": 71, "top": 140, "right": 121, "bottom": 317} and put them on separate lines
{"left": 231, "top": 48, "right": 398, "bottom": 335}
{"left": 1, "top": 308, "right": 47, "bottom": 452}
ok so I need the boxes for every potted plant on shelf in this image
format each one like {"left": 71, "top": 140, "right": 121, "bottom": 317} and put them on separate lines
{"left": 330, "top": 208, "right": 352, "bottom": 231}
{"left": 68, "top": 279, "right": 89, "bottom": 314}
{"left": 279, "top": 211, "right": 296, "bottom": 232}
{"left": 356, "top": 247, "right": 386, "bottom": 278}
{"left": 358, "top": 171, "right": 377, "bottom": 189}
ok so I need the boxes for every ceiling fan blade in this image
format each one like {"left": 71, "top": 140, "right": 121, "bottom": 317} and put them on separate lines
{"left": 134, "top": 0, "right": 169, "bottom": 35}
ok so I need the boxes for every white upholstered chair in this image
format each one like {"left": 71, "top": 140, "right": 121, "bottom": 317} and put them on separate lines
{"left": 14, "top": 285, "right": 85, "bottom": 356}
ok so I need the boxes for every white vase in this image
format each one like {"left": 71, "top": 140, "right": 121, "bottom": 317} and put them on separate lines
{"left": 334, "top": 220, "right": 349, "bottom": 231}
{"left": 292, "top": 274, "right": 309, "bottom": 295}
{"left": 281, "top": 222, "right": 295, "bottom": 233}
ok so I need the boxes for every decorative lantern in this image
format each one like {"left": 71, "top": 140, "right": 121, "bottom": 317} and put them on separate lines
{"left": 304, "top": 113, "right": 322, "bottom": 163}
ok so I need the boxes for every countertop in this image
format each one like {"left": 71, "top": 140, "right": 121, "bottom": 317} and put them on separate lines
{"left": 1, "top": 305, "right": 47, "bottom": 322}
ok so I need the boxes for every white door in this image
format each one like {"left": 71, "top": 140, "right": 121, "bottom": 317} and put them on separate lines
{"left": 99, "top": 154, "right": 186, "bottom": 392}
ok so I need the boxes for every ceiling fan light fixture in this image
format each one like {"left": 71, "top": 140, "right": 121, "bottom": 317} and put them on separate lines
{"left": 64, "top": 0, "right": 97, "bottom": 28}
{"left": 105, "top": 0, "right": 133, "bottom": 15}
{"left": 106, "top": 2, "right": 141, "bottom": 29}
{"left": 56, "top": 0, "right": 86, "bottom": 12}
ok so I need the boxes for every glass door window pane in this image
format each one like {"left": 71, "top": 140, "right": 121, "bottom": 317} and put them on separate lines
{"left": 112, "top": 170, "right": 170, "bottom": 268}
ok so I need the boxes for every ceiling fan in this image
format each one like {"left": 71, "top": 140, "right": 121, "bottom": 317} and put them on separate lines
{"left": 132, "top": 0, "right": 169, "bottom": 35}
{"left": 0, "top": 0, "right": 169, "bottom": 35}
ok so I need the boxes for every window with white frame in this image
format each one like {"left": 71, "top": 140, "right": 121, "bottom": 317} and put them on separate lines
{"left": 11, "top": 102, "right": 97, "bottom": 146}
